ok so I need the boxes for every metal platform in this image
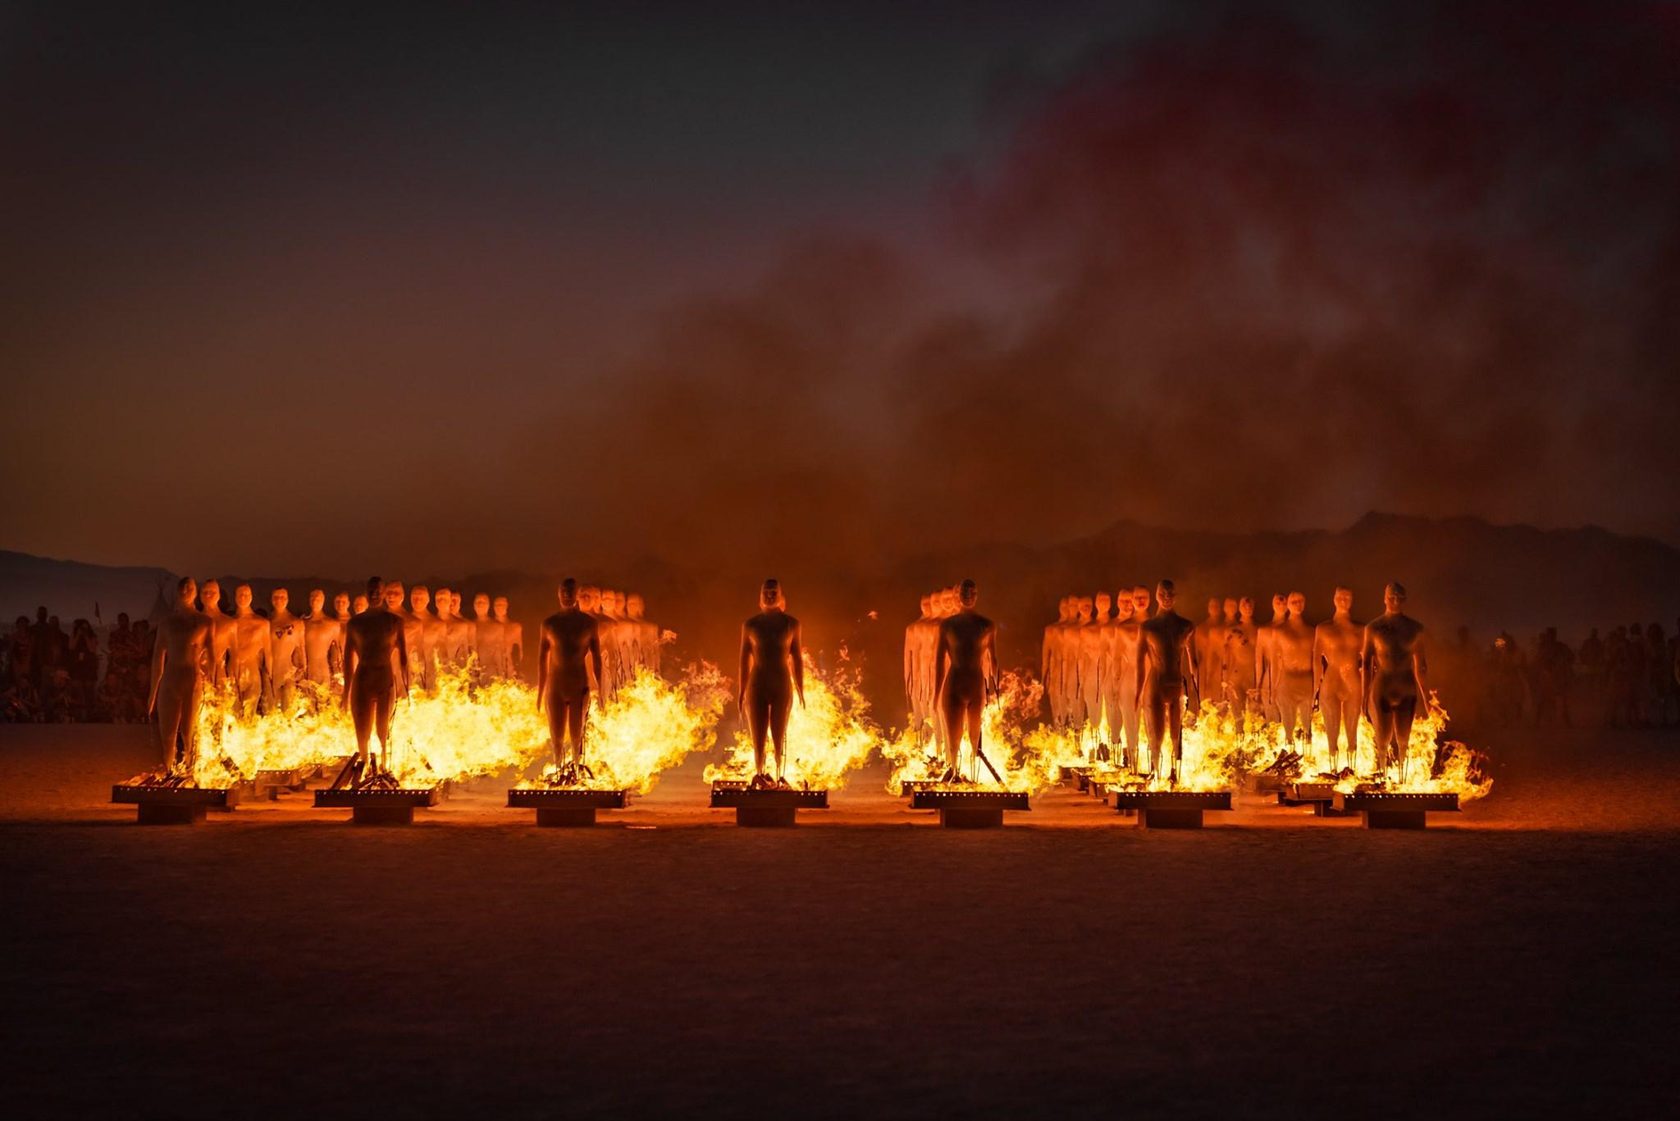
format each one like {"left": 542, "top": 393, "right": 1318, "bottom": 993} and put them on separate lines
{"left": 255, "top": 766, "right": 311, "bottom": 800}
{"left": 111, "top": 782, "right": 241, "bottom": 824}
{"left": 313, "top": 785, "right": 442, "bottom": 825}
{"left": 506, "top": 787, "right": 630, "bottom": 827}
{"left": 898, "top": 779, "right": 943, "bottom": 797}
{"left": 1107, "top": 789, "right": 1233, "bottom": 829}
{"left": 908, "top": 788, "right": 1030, "bottom": 829}
{"left": 709, "top": 784, "right": 828, "bottom": 827}
{"left": 1333, "top": 790, "right": 1460, "bottom": 829}
{"left": 1278, "top": 781, "right": 1361, "bottom": 817}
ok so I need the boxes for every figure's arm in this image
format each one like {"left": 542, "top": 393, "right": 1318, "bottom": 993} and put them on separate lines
{"left": 737, "top": 625, "right": 751, "bottom": 713}
{"left": 933, "top": 625, "right": 949, "bottom": 702}
{"left": 146, "top": 631, "right": 166, "bottom": 714}
{"left": 340, "top": 633, "right": 357, "bottom": 709}
{"left": 904, "top": 629, "right": 916, "bottom": 711}
{"left": 1413, "top": 629, "right": 1430, "bottom": 707}
{"left": 1359, "top": 627, "right": 1375, "bottom": 723}
{"left": 1182, "top": 631, "right": 1200, "bottom": 714}
{"left": 1135, "top": 635, "right": 1149, "bottom": 700}
{"left": 791, "top": 621, "right": 805, "bottom": 707}
{"left": 985, "top": 624, "right": 1000, "bottom": 695}
{"left": 509, "top": 627, "right": 523, "bottom": 676}
{"left": 1311, "top": 628, "right": 1325, "bottom": 708}
{"left": 536, "top": 630, "right": 549, "bottom": 712}
{"left": 395, "top": 625, "right": 410, "bottom": 699}
{"left": 588, "top": 628, "right": 603, "bottom": 705}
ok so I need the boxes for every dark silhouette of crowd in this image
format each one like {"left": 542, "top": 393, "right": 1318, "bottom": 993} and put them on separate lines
{"left": 1438, "top": 619, "right": 1680, "bottom": 729}
{"left": 3, "top": 607, "right": 155, "bottom": 723}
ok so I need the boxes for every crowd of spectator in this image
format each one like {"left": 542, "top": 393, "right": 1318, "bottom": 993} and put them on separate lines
{"left": 3, "top": 607, "right": 155, "bottom": 723}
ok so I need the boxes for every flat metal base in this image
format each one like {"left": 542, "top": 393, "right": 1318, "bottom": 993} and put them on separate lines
{"left": 908, "top": 789, "right": 1030, "bottom": 812}
{"left": 256, "top": 766, "right": 311, "bottom": 800}
{"left": 112, "top": 783, "right": 239, "bottom": 824}
{"left": 1333, "top": 791, "right": 1459, "bottom": 830}
{"left": 315, "top": 786, "right": 440, "bottom": 826}
{"left": 1110, "top": 790, "right": 1233, "bottom": 829}
{"left": 508, "top": 788, "right": 629, "bottom": 827}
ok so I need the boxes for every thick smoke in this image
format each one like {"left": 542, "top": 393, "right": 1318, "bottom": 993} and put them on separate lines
{"left": 515, "top": 0, "right": 1680, "bottom": 575}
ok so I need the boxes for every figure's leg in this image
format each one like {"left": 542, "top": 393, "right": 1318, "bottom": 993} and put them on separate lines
{"left": 768, "top": 693, "right": 792, "bottom": 779}
{"left": 373, "top": 686, "right": 395, "bottom": 773}
{"left": 1372, "top": 699, "right": 1397, "bottom": 779}
{"left": 351, "top": 686, "right": 375, "bottom": 766}
{"left": 156, "top": 684, "right": 186, "bottom": 772}
{"left": 1142, "top": 689, "right": 1165, "bottom": 775}
{"left": 937, "top": 687, "right": 966, "bottom": 774}
{"left": 567, "top": 694, "right": 588, "bottom": 765}
{"left": 747, "top": 693, "right": 771, "bottom": 776}
{"left": 1121, "top": 684, "right": 1140, "bottom": 769}
{"left": 1165, "top": 686, "right": 1184, "bottom": 783}
{"left": 965, "top": 697, "right": 986, "bottom": 780}
{"left": 545, "top": 687, "right": 567, "bottom": 766}
{"left": 1392, "top": 694, "right": 1418, "bottom": 783}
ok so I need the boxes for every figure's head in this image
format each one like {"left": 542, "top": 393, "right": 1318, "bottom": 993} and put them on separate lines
{"left": 365, "top": 576, "right": 384, "bottom": 603}
{"left": 35, "top": 606, "right": 47, "bottom": 623}
{"left": 473, "top": 593, "right": 490, "bottom": 619}
{"left": 1132, "top": 585, "right": 1151, "bottom": 615}
{"left": 958, "top": 579, "right": 978, "bottom": 610}
{"left": 1287, "top": 591, "right": 1306, "bottom": 618}
{"left": 410, "top": 585, "right": 430, "bottom": 613}
{"left": 1333, "top": 586, "right": 1353, "bottom": 613}
{"left": 760, "top": 578, "right": 784, "bottom": 611}
{"left": 1156, "top": 579, "right": 1177, "bottom": 612}
{"left": 234, "top": 584, "right": 253, "bottom": 610}
{"left": 603, "top": 590, "right": 622, "bottom": 618}
{"left": 201, "top": 580, "right": 222, "bottom": 608}
{"left": 558, "top": 578, "right": 578, "bottom": 609}
{"left": 1271, "top": 593, "right": 1287, "bottom": 620}
{"left": 308, "top": 589, "right": 325, "bottom": 613}
{"left": 270, "top": 588, "right": 289, "bottom": 613}
{"left": 176, "top": 576, "right": 197, "bottom": 606}
{"left": 1239, "top": 596, "right": 1255, "bottom": 622}
{"left": 1222, "top": 597, "right": 1237, "bottom": 620}
{"left": 352, "top": 595, "right": 369, "bottom": 615}
{"left": 1095, "top": 591, "right": 1112, "bottom": 618}
{"left": 493, "top": 595, "right": 510, "bottom": 621}
{"left": 434, "top": 588, "right": 452, "bottom": 617}
{"left": 579, "top": 584, "right": 601, "bottom": 613}
{"left": 1076, "top": 596, "right": 1094, "bottom": 622}
{"left": 449, "top": 590, "right": 464, "bottom": 614}
{"left": 626, "top": 594, "right": 644, "bottom": 620}
{"left": 383, "top": 581, "right": 405, "bottom": 611}
{"left": 333, "top": 592, "right": 350, "bottom": 617}
{"left": 1208, "top": 597, "right": 1221, "bottom": 618}
{"left": 1383, "top": 581, "right": 1407, "bottom": 612}
{"left": 117, "top": 612, "right": 130, "bottom": 628}
{"left": 1114, "top": 594, "right": 1134, "bottom": 622}
{"left": 920, "top": 594, "right": 933, "bottom": 618}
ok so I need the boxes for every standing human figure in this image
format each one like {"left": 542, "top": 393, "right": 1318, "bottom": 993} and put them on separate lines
{"left": 147, "top": 576, "right": 215, "bottom": 776}
{"left": 1273, "top": 592, "right": 1317, "bottom": 747}
{"left": 228, "top": 584, "right": 270, "bottom": 718}
{"left": 906, "top": 594, "right": 936, "bottom": 738}
{"left": 301, "top": 589, "right": 343, "bottom": 686}
{"left": 1312, "top": 586, "right": 1364, "bottom": 772}
{"left": 537, "top": 579, "right": 604, "bottom": 781}
{"left": 266, "top": 588, "right": 306, "bottom": 714}
{"left": 1103, "top": 592, "right": 1137, "bottom": 764}
{"left": 737, "top": 579, "right": 805, "bottom": 788}
{"left": 1135, "top": 579, "right": 1199, "bottom": 785}
{"left": 1222, "top": 596, "right": 1259, "bottom": 714}
{"left": 933, "top": 579, "right": 999, "bottom": 783}
{"left": 199, "top": 580, "right": 237, "bottom": 690}
{"left": 340, "top": 578, "right": 410, "bottom": 784}
{"left": 405, "top": 586, "right": 434, "bottom": 690}
{"left": 1361, "top": 582, "right": 1429, "bottom": 782}
{"left": 494, "top": 596, "right": 524, "bottom": 678}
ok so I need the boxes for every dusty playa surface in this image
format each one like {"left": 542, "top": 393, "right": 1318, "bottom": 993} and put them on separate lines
{"left": 3, "top": 723, "right": 1676, "bottom": 1118}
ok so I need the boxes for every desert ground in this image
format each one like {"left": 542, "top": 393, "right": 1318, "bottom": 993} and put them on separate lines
{"left": 3, "top": 721, "right": 1676, "bottom": 1119}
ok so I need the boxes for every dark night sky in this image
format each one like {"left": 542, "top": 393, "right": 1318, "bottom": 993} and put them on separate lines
{"left": 4, "top": 0, "right": 1678, "bottom": 578}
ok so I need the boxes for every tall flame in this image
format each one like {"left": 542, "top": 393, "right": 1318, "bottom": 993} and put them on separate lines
{"left": 703, "top": 659, "right": 879, "bottom": 789}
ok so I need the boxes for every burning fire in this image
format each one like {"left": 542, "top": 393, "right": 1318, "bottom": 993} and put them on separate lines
{"left": 188, "top": 662, "right": 724, "bottom": 792}
{"left": 703, "top": 658, "right": 879, "bottom": 789}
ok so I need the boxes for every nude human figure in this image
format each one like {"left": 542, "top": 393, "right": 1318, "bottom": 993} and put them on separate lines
{"left": 1313, "top": 586, "right": 1364, "bottom": 772}
{"left": 578, "top": 585, "right": 610, "bottom": 696}
{"left": 1361, "top": 582, "right": 1429, "bottom": 782}
{"left": 352, "top": 594, "right": 369, "bottom": 615}
{"left": 330, "top": 592, "right": 352, "bottom": 677}
{"left": 471, "top": 593, "right": 503, "bottom": 678}
{"left": 1221, "top": 597, "right": 1259, "bottom": 714}
{"left": 1067, "top": 596, "right": 1096, "bottom": 729}
{"left": 446, "top": 590, "right": 475, "bottom": 672}
{"left": 199, "top": 579, "right": 236, "bottom": 689}
{"left": 537, "top": 578, "right": 604, "bottom": 780}
{"left": 228, "top": 584, "right": 269, "bottom": 717}
{"left": 1256, "top": 593, "right": 1288, "bottom": 722}
{"left": 147, "top": 577, "right": 214, "bottom": 775}
{"left": 424, "top": 587, "right": 453, "bottom": 676}
{"left": 928, "top": 588, "right": 958, "bottom": 760}
{"left": 494, "top": 596, "right": 523, "bottom": 678}
{"left": 301, "top": 589, "right": 343, "bottom": 686}
{"left": 933, "top": 579, "right": 999, "bottom": 782}
{"left": 1042, "top": 598, "right": 1071, "bottom": 726}
{"left": 905, "top": 594, "right": 935, "bottom": 736}
{"left": 1273, "top": 591, "right": 1317, "bottom": 745}
{"left": 625, "top": 594, "right": 656, "bottom": 676}
{"left": 737, "top": 579, "right": 806, "bottom": 788}
{"left": 1083, "top": 592, "right": 1114, "bottom": 745}
{"left": 404, "top": 586, "right": 433, "bottom": 689}
{"left": 1109, "top": 591, "right": 1143, "bottom": 767}
{"left": 1135, "top": 580, "right": 1199, "bottom": 785}
{"left": 601, "top": 589, "right": 632, "bottom": 690}
{"left": 266, "top": 588, "right": 306, "bottom": 713}
{"left": 1197, "top": 598, "right": 1226, "bottom": 708}
{"left": 340, "top": 578, "right": 410, "bottom": 781}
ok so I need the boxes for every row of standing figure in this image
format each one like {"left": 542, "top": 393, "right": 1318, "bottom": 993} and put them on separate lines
{"left": 1042, "top": 583, "right": 1428, "bottom": 782}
